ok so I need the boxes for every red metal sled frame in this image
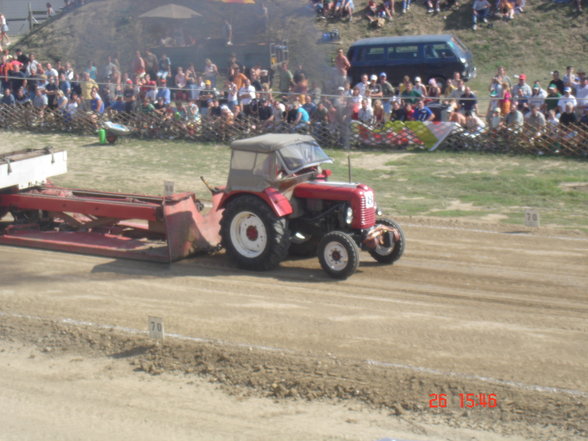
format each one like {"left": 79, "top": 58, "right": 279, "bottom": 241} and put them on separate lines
{"left": 0, "top": 185, "right": 223, "bottom": 263}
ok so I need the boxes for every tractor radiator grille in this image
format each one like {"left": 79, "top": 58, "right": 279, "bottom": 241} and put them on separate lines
{"left": 359, "top": 196, "right": 376, "bottom": 228}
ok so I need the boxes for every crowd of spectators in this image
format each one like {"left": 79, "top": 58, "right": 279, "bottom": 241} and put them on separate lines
{"left": 307, "top": 0, "right": 581, "bottom": 28}
{"left": 0, "top": 40, "right": 587, "bottom": 145}
{"left": 0, "top": 0, "right": 586, "bottom": 147}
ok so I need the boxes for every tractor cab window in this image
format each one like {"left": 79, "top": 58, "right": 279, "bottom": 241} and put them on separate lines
{"left": 277, "top": 141, "right": 332, "bottom": 174}
{"left": 231, "top": 150, "right": 256, "bottom": 170}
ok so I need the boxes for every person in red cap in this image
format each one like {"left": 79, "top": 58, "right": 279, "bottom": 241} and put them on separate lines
{"left": 512, "top": 74, "right": 531, "bottom": 102}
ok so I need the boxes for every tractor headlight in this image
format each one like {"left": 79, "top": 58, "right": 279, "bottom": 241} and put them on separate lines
{"left": 345, "top": 206, "right": 353, "bottom": 225}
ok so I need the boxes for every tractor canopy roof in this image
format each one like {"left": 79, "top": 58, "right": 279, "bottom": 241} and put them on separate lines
{"left": 230, "top": 134, "right": 317, "bottom": 153}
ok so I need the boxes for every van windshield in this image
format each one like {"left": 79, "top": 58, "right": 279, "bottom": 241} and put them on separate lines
{"left": 448, "top": 39, "right": 467, "bottom": 58}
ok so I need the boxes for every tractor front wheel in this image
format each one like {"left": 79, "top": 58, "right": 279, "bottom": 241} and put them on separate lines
{"left": 221, "top": 195, "right": 290, "bottom": 271}
{"left": 318, "top": 231, "right": 359, "bottom": 279}
{"left": 368, "top": 218, "right": 405, "bottom": 264}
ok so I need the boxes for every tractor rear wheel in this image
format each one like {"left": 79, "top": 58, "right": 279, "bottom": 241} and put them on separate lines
{"left": 318, "top": 231, "right": 359, "bottom": 279}
{"left": 368, "top": 218, "right": 405, "bottom": 264}
{"left": 221, "top": 195, "right": 290, "bottom": 271}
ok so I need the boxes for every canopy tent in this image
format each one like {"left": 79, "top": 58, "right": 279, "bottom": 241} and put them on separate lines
{"left": 138, "top": 4, "right": 202, "bottom": 19}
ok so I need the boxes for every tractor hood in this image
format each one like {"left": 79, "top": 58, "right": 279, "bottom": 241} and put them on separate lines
{"left": 293, "top": 181, "right": 377, "bottom": 229}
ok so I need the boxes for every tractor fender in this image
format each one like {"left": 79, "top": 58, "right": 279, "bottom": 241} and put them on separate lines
{"left": 219, "top": 188, "right": 293, "bottom": 218}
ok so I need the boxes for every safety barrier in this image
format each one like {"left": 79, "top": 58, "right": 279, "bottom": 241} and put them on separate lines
{"left": 0, "top": 103, "right": 586, "bottom": 157}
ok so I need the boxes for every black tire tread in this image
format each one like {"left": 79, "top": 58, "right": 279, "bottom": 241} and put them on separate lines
{"left": 318, "top": 231, "right": 359, "bottom": 279}
{"left": 368, "top": 218, "right": 405, "bottom": 264}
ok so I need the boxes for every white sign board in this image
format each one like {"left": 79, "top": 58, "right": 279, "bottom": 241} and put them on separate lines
{"left": 524, "top": 209, "right": 540, "bottom": 228}
{"left": 148, "top": 316, "right": 165, "bottom": 340}
{"left": 164, "top": 180, "right": 175, "bottom": 196}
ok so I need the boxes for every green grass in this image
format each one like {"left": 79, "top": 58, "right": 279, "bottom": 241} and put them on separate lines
{"left": 2, "top": 132, "right": 587, "bottom": 231}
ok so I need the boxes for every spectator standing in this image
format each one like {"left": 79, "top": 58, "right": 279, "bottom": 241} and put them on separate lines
{"left": 80, "top": 72, "right": 97, "bottom": 109}
{"left": 575, "top": 77, "right": 588, "bottom": 115}
{"left": 499, "top": 81, "right": 512, "bottom": 115}
{"left": 550, "top": 71, "right": 565, "bottom": 95}
{"left": 427, "top": 78, "right": 442, "bottom": 104}
{"left": 334, "top": 49, "right": 351, "bottom": 87}
{"left": 45, "top": 76, "right": 59, "bottom": 109}
{"left": 0, "top": 13, "right": 10, "bottom": 47}
{"left": 379, "top": 72, "right": 394, "bottom": 114}
{"left": 84, "top": 61, "right": 97, "bottom": 81}
{"left": 367, "top": 74, "right": 382, "bottom": 101}
{"left": 401, "top": 82, "right": 422, "bottom": 104}
{"left": 373, "top": 99, "right": 385, "bottom": 123}
{"left": 223, "top": 20, "right": 233, "bottom": 46}
{"left": 156, "top": 79, "right": 171, "bottom": 105}
{"left": 459, "top": 87, "right": 478, "bottom": 114}
{"left": 143, "top": 50, "right": 158, "bottom": 80}
{"left": 544, "top": 84, "right": 561, "bottom": 114}
{"left": 133, "top": 51, "right": 146, "bottom": 78}
{"left": 45, "top": 63, "right": 58, "bottom": 79}
{"left": 413, "top": 76, "right": 427, "bottom": 96}
{"left": 157, "top": 54, "right": 171, "bottom": 80}
{"left": 203, "top": 58, "right": 219, "bottom": 88}
{"left": 512, "top": 74, "right": 532, "bottom": 101}
{"left": 238, "top": 78, "right": 256, "bottom": 115}
{"left": 25, "top": 54, "right": 41, "bottom": 76}
{"left": 292, "top": 100, "right": 310, "bottom": 131}
{"left": 528, "top": 82, "right": 547, "bottom": 110}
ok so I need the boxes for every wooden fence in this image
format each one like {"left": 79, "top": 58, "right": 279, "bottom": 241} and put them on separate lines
{"left": 0, "top": 103, "right": 586, "bottom": 158}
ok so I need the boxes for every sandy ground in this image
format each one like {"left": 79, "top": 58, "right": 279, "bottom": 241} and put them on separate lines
{"left": 1, "top": 218, "right": 587, "bottom": 441}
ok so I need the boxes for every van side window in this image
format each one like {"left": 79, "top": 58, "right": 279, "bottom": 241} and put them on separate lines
{"left": 424, "top": 43, "right": 453, "bottom": 59}
{"left": 389, "top": 45, "right": 419, "bottom": 60}
{"left": 363, "top": 46, "right": 386, "bottom": 61}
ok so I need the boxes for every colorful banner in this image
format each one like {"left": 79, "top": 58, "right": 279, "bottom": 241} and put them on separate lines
{"left": 351, "top": 121, "right": 459, "bottom": 151}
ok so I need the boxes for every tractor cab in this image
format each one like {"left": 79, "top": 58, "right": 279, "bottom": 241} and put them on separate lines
{"left": 226, "top": 134, "right": 333, "bottom": 193}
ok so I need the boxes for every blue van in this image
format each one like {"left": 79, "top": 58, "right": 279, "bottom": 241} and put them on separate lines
{"left": 346, "top": 34, "right": 476, "bottom": 87}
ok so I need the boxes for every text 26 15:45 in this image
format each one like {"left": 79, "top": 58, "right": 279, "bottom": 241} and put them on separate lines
{"left": 429, "top": 393, "right": 497, "bottom": 408}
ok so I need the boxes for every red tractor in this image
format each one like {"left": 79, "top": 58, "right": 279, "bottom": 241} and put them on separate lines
{"left": 218, "top": 134, "right": 405, "bottom": 279}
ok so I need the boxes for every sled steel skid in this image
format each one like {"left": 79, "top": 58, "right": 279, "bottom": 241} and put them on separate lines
{"left": 0, "top": 186, "right": 223, "bottom": 263}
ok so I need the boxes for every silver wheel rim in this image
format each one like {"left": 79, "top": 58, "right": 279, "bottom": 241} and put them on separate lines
{"left": 230, "top": 211, "right": 267, "bottom": 258}
{"left": 323, "top": 241, "right": 349, "bottom": 272}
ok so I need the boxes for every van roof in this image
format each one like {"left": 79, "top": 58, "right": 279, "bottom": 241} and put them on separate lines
{"left": 349, "top": 34, "right": 455, "bottom": 47}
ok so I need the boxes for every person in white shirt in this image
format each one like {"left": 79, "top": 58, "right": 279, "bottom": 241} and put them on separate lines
{"left": 575, "top": 77, "right": 588, "bottom": 115}
{"left": 238, "top": 78, "right": 256, "bottom": 115}
{"left": 557, "top": 87, "right": 577, "bottom": 113}
{"left": 357, "top": 98, "right": 374, "bottom": 124}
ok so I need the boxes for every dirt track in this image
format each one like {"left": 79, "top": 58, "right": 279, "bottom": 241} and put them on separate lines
{"left": 1, "top": 218, "right": 587, "bottom": 440}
